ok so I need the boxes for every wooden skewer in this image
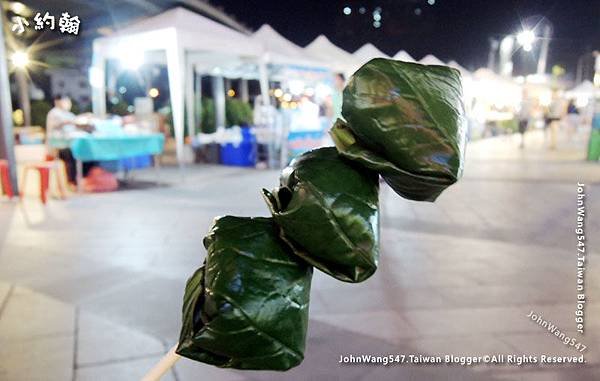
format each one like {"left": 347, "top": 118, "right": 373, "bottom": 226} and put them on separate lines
{"left": 141, "top": 344, "right": 181, "bottom": 381}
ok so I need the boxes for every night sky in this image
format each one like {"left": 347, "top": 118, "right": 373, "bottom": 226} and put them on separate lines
{"left": 213, "top": 0, "right": 600, "bottom": 75}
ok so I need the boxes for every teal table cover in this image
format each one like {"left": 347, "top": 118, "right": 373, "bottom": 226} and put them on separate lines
{"left": 50, "top": 134, "right": 165, "bottom": 162}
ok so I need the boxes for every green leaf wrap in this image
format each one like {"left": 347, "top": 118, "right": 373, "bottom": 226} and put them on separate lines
{"left": 176, "top": 216, "right": 313, "bottom": 371}
{"left": 262, "top": 147, "right": 379, "bottom": 283}
{"left": 331, "top": 58, "right": 467, "bottom": 201}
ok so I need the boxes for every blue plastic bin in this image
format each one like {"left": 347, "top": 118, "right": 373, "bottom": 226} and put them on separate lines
{"left": 220, "top": 128, "right": 257, "bottom": 167}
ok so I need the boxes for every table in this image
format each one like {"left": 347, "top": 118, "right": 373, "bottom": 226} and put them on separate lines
{"left": 49, "top": 134, "right": 165, "bottom": 191}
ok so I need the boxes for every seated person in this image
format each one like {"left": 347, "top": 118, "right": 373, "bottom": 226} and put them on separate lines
{"left": 46, "top": 94, "right": 96, "bottom": 184}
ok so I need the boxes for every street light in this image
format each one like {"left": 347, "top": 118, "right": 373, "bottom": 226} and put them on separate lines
{"left": 10, "top": 51, "right": 29, "bottom": 69}
{"left": 9, "top": 50, "right": 31, "bottom": 126}
{"left": 516, "top": 30, "right": 535, "bottom": 52}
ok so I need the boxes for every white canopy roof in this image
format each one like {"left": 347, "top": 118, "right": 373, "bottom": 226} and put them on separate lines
{"left": 393, "top": 50, "right": 416, "bottom": 62}
{"left": 447, "top": 60, "right": 471, "bottom": 76}
{"left": 566, "top": 80, "right": 597, "bottom": 99}
{"left": 353, "top": 43, "right": 389, "bottom": 65}
{"left": 252, "top": 24, "right": 324, "bottom": 67}
{"left": 95, "top": 7, "right": 262, "bottom": 58}
{"left": 92, "top": 7, "right": 268, "bottom": 165}
{"left": 419, "top": 54, "right": 445, "bottom": 66}
{"left": 304, "top": 35, "right": 356, "bottom": 73}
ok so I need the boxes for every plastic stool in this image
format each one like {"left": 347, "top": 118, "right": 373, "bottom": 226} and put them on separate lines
{"left": 0, "top": 159, "right": 14, "bottom": 198}
{"left": 20, "top": 161, "right": 66, "bottom": 204}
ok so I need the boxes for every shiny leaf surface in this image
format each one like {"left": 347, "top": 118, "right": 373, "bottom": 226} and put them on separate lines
{"left": 333, "top": 58, "right": 467, "bottom": 201}
{"left": 176, "top": 216, "right": 312, "bottom": 370}
{"left": 263, "top": 147, "right": 379, "bottom": 283}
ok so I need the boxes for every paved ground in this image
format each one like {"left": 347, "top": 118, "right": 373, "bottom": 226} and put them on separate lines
{"left": 0, "top": 129, "right": 599, "bottom": 380}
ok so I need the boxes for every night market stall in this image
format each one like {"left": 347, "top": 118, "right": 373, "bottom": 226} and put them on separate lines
{"left": 90, "top": 7, "right": 267, "bottom": 166}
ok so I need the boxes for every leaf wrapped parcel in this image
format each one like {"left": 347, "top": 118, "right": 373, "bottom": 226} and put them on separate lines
{"left": 262, "top": 147, "right": 379, "bottom": 283}
{"left": 176, "top": 216, "right": 312, "bottom": 371}
{"left": 331, "top": 58, "right": 467, "bottom": 202}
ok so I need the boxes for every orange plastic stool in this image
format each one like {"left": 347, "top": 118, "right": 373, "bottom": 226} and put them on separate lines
{"left": 0, "top": 159, "right": 14, "bottom": 198}
{"left": 20, "top": 161, "right": 67, "bottom": 204}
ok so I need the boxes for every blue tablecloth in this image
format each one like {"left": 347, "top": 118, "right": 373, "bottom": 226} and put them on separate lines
{"left": 50, "top": 134, "right": 165, "bottom": 162}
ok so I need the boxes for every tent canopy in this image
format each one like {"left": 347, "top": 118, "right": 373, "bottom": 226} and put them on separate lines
{"left": 419, "top": 54, "right": 445, "bottom": 66}
{"left": 92, "top": 7, "right": 267, "bottom": 165}
{"left": 353, "top": 43, "right": 389, "bottom": 65}
{"left": 566, "top": 80, "right": 597, "bottom": 99}
{"left": 252, "top": 24, "right": 324, "bottom": 68}
{"left": 95, "top": 7, "right": 262, "bottom": 58}
{"left": 304, "top": 35, "right": 356, "bottom": 74}
{"left": 393, "top": 50, "right": 416, "bottom": 62}
{"left": 447, "top": 60, "right": 471, "bottom": 77}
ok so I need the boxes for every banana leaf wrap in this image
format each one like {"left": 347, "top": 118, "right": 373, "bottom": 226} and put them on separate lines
{"left": 331, "top": 58, "right": 467, "bottom": 202}
{"left": 262, "top": 147, "right": 379, "bottom": 283}
{"left": 176, "top": 216, "right": 313, "bottom": 371}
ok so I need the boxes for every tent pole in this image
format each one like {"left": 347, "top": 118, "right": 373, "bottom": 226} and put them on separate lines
{"left": 258, "top": 58, "right": 279, "bottom": 168}
{"left": 194, "top": 67, "right": 202, "bottom": 132}
{"left": 166, "top": 31, "right": 186, "bottom": 166}
{"left": 0, "top": 14, "right": 18, "bottom": 193}
{"left": 185, "top": 54, "right": 195, "bottom": 138}
{"left": 240, "top": 78, "right": 249, "bottom": 102}
{"left": 258, "top": 59, "right": 270, "bottom": 107}
{"left": 91, "top": 42, "right": 107, "bottom": 116}
{"left": 212, "top": 75, "right": 226, "bottom": 129}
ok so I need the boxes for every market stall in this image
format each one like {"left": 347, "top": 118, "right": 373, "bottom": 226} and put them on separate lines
{"left": 252, "top": 25, "right": 334, "bottom": 164}
{"left": 91, "top": 7, "right": 267, "bottom": 165}
{"left": 470, "top": 68, "right": 522, "bottom": 137}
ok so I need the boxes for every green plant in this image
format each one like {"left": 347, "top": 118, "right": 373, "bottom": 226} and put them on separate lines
{"left": 498, "top": 118, "right": 518, "bottom": 133}
{"left": 107, "top": 98, "right": 129, "bottom": 116}
{"left": 225, "top": 98, "right": 253, "bottom": 127}
{"left": 31, "top": 100, "right": 52, "bottom": 128}
{"left": 199, "top": 97, "right": 216, "bottom": 133}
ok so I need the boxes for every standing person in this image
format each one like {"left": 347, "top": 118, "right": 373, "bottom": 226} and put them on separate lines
{"left": 545, "top": 92, "right": 564, "bottom": 150}
{"left": 566, "top": 100, "right": 579, "bottom": 141}
{"left": 517, "top": 90, "right": 532, "bottom": 149}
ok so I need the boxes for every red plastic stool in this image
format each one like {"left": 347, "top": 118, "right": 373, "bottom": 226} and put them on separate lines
{"left": 0, "top": 159, "right": 14, "bottom": 198}
{"left": 20, "top": 161, "right": 67, "bottom": 204}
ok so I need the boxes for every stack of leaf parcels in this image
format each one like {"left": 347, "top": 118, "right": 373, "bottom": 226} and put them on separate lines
{"left": 177, "top": 59, "right": 466, "bottom": 370}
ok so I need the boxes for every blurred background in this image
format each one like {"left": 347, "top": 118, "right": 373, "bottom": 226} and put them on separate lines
{"left": 0, "top": 1, "right": 598, "bottom": 380}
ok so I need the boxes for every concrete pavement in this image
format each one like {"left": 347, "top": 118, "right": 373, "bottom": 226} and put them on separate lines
{"left": 0, "top": 129, "right": 598, "bottom": 380}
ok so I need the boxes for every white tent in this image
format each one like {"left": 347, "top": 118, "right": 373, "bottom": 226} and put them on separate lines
{"left": 471, "top": 67, "right": 521, "bottom": 111}
{"left": 419, "top": 54, "right": 446, "bottom": 66}
{"left": 353, "top": 43, "right": 389, "bottom": 65}
{"left": 252, "top": 24, "right": 324, "bottom": 68}
{"left": 91, "top": 7, "right": 266, "bottom": 164}
{"left": 393, "top": 50, "right": 416, "bottom": 62}
{"left": 447, "top": 60, "right": 470, "bottom": 75}
{"left": 304, "top": 35, "right": 356, "bottom": 74}
{"left": 566, "top": 80, "right": 597, "bottom": 99}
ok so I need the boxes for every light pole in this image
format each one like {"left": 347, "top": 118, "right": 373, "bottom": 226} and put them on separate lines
{"left": 516, "top": 29, "right": 535, "bottom": 52}
{"left": 499, "top": 36, "right": 515, "bottom": 76}
{"left": 515, "top": 23, "right": 552, "bottom": 76}
{"left": 487, "top": 38, "right": 499, "bottom": 72}
{"left": 0, "top": 15, "right": 19, "bottom": 193}
{"left": 536, "top": 25, "right": 551, "bottom": 75}
{"left": 11, "top": 50, "right": 31, "bottom": 126}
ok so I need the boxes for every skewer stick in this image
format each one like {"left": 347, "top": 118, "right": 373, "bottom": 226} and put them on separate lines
{"left": 141, "top": 344, "right": 181, "bottom": 381}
